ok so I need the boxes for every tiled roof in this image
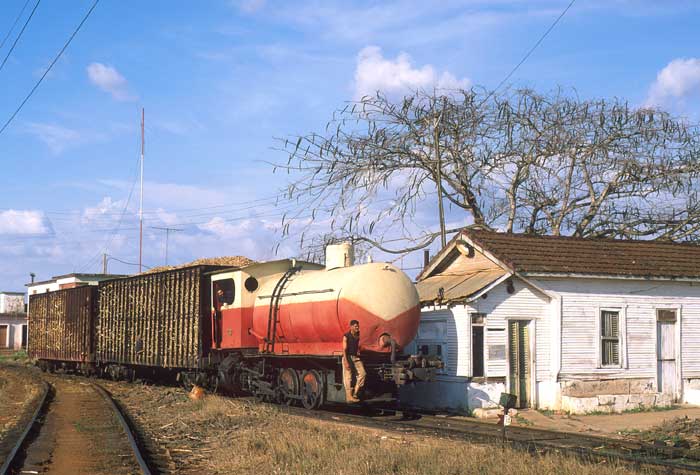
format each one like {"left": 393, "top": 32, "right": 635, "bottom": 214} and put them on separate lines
{"left": 466, "top": 229, "right": 700, "bottom": 279}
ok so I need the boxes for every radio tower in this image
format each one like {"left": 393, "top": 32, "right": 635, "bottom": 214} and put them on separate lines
{"left": 139, "top": 108, "right": 145, "bottom": 273}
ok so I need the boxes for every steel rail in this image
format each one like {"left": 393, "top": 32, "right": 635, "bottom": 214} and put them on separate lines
{"left": 91, "top": 383, "right": 152, "bottom": 475}
{"left": 0, "top": 380, "right": 49, "bottom": 475}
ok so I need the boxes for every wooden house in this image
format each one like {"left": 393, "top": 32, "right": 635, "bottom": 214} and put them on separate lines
{"left": 400, "top": 229, "right": 700, "bottom": 414}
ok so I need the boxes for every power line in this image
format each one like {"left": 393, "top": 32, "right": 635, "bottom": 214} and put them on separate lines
{"left": 150, "top": 226, "right": 182, "bottom": 265}
{"left": 0, "top": 0, "right": 31, "bottom": 52}
{"left": 0, "top": 0, "right": 100, "bottom": 137}
{"left": 106, "top": 254, "right": 151, "bottom": 270}
{"left": 23, "top": 193, "right": 286, "bottom": 216}
{"left": 0, "top": 0, "right": 40, "bottom": 73}
{"left": 481, "top": 0, "right": 576, "bottom": 105}
{"left": 76, "top": 150, "right": 140, "bottom": 273}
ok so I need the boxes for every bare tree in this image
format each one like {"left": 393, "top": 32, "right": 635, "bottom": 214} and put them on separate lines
{"left": 273, "top": 88, "right": 700, "bottom": 255}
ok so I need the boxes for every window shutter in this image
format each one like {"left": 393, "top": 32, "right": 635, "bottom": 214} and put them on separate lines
{"left": 600, "top": 310, "right": 620, "bottom": 366}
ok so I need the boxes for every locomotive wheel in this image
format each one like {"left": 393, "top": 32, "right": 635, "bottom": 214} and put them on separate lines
{"left": 277, "top": 368, "right": 300, "bottom": 405}
{"left": 300, "top": 370, "right": 324, "bottom": 410}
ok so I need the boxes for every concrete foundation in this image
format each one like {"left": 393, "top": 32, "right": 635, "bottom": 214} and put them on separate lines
{"left": 399, "top": 377, "right": 505, "bottom": 414}
{"left": 559, "top": 378, "right": 673, "bottom": 414}
{"left": 683, "top": 379, "right": 700, "bottom": 405}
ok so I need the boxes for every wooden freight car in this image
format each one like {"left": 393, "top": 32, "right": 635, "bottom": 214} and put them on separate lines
{"left": 96, "top": 265, "right": 228, "bottom": 383}
{"left": 28, "top": 286, "right": 98, "bottom": 372}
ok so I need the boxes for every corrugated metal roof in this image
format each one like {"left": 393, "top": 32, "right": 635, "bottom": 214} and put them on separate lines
{"left": 416, "top": 268, "right": 507, "bottom": 304}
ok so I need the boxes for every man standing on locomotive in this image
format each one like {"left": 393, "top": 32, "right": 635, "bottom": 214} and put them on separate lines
{"left": 342, "top": 320, "right": 366, "bottom": 403}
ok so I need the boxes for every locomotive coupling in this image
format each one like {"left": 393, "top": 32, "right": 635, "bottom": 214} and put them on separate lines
{"left": 383, "top": 355, "right": 444, "bottom": 385}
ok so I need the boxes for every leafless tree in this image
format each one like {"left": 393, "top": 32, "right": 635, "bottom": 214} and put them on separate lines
{"left": 273, "top": 88, "right": 700, "bottom": 255}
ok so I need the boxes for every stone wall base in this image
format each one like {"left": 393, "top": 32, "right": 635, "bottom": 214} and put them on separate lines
{"left": 560, "top": 378, "right": 674, "bottom": 414}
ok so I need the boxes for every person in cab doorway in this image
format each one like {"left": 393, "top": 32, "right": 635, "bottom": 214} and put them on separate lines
{"left": 342, "top": 320, "right": 366, "bottom": 403}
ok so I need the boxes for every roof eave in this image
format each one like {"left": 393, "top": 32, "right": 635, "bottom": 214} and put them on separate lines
{"left": 522, "top": 272, "right": 700, "bottom": 282}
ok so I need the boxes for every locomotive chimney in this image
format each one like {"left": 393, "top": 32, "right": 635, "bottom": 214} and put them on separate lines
{"left": 325, "top": 242, "right": 354, "bottom": 270}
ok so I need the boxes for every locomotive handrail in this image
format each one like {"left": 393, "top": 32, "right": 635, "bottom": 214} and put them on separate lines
{"left": 257, "top": 288, "right": 334, "bottom": 299}
{"left": 265, "top": 266, "right": 301, "bottom": 353}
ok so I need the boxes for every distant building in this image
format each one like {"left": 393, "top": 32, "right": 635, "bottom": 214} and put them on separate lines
{"left": 26, "top": 273, "right": 127, "bottom": 295}
{"left": 0, "top": 291, "right": 24, "bottom": 313}
{"left": 402, "top": 229, "right": 700, "bottom": 414}
{"left": 0, "top": 291, "right": 26, "bottom": 352}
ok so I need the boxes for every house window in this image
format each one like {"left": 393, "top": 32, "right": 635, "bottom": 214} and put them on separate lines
{"left": 657, "top": 309, "right": 677, "bottom": 322}
{"left": 601, "top": 310, "right": 620, "bottom": 367}
{"left": 471, "top": 313, "right": 485, "bottom": 377}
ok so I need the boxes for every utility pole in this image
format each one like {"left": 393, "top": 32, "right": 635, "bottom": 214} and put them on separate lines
{"left": 150, "top": 226, "right": 182, "bottom": 265}
{"left": 102, "top": 253, "right": 108, "bottom": 274}
{"left": 433, "top": 108, "right": 446, "bottom": 249}
{"left": 139, "top": 108, "right": 145, "bottom": 273}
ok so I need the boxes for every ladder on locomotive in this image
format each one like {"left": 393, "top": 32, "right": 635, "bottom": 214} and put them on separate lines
{"left": 264, "top": 266, "right": 301, "bottom": 353}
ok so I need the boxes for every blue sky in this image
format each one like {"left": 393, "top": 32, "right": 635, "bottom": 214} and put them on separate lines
{"left": 1, "top": 0, "right": 699, "bottom": 291}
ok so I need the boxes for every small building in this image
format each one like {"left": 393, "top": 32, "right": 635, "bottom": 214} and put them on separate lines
{"left": 401, "top": 229, "right": 700, "bottom": 414}
{"left": 0, "top": 291, "right": 27, "bottom": 352}
{"left": 26, "top": 273, "right": 127, "bottom": 295}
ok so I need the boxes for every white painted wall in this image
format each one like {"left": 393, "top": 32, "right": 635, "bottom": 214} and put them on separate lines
{"left": 0, "top": 315, "right": 26, "bottom": 350}
{"left": 411, "top": 275, "right": 700, "bottom": 413}
{"left": 529, "top": 277, "right": 700, "bottom": 410}
{"left": 535, "top": 278, "right": 700, "bottom": 380}
{"left": 0, "top": 293, "right": 24, "bottom": 313}
{"left": 406, "top": 279, "right": 550, "bottom": 412}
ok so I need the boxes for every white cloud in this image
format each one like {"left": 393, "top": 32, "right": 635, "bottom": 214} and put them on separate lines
{"left": 237, "top": 0, "right": 266, "bottom": 13}
{"left": 646, "top": 58, "right": 700, "bottom": 108}
{"left": 98, "top": 180, "right": 229, "bottom": 210}
{"left": 354, "top": 46, "right": 470, "bottom": 99}
{"left": 82, "top": 197, "right": 128, "bottom": 222}
{"left": 197, "top": 217, "right": 257, "bottom": 237}
{"left": 0, "top": 210, "right": 51, "bottom": 235}
{"left": 86, "top": 62, "right": 136, "bottom": 101}
{"left": 24, "top": 122, "right": 82, "bottom": 154}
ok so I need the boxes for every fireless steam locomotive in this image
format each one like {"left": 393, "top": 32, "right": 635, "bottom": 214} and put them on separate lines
{"left": 28, "top": 244, "right": 441, "bottom": 409}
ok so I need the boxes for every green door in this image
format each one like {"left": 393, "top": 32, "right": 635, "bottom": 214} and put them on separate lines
{"left": 508, "top": 320, "right": 530, "bottom": 408}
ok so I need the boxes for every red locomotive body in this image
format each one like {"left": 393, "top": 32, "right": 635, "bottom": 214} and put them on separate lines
{"left": 210, "top": 245, "right": 440, "bottom": 408}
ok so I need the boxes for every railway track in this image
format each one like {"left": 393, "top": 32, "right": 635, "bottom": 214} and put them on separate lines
{"left": 282, "top": 404, "right": 700, "bottom": 474}
{"left": 9, "top": 369, "right": 700, "bottom": 474}
{"left": 1, "top": 376, "right": 153, "bottom": 475}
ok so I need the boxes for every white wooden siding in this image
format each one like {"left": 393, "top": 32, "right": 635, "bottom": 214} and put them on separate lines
{"left": 537, "top": 278, "right": 700, "bottom": 379}
{"left": 467, "top": 280, "right": 548, "bottom": 379}
{"left": 421, "top": 280, "right": 550, "bottom": 380}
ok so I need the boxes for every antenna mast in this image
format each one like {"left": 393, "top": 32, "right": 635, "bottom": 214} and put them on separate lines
{"left": 139, "top": 108, "right": 145, "bottom": 273}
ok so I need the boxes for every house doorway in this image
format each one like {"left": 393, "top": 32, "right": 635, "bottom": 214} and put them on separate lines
{"left": 0, "top": 325, "right": 7, "bottom": 348}
{"left": 508, "top": 320, "right": 531, "bottom": 408}
{"left": 657, "top": 309, "right": 678, "bottom": 400}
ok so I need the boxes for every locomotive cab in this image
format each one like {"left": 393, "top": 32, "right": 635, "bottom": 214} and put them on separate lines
{"left": 209, "top": 260, "right": 324, "bottom": 352}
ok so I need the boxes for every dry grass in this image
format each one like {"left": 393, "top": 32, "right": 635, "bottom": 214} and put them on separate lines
{"left": 97, "top": 379, "right": 650, "bottom": 474}
{"left": 0, "top": 364, "right": 42, "bottom": 447}
{"left": 185, "top": 396, "right": 646, "bottom": 475}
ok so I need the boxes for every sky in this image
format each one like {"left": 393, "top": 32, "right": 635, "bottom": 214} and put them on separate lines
{"left": 1, "top": 0, "right": 700, "bottom": 292}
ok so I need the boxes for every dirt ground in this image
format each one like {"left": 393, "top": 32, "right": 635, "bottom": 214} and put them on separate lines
{"left": 16, "top": 375, "right": 142, "bottom": 475}
{"left": 515, "top": 406, "right": 700, "bottom": 435}
{"left": 0, "top": 364, "right": 43, "bottom": 460}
